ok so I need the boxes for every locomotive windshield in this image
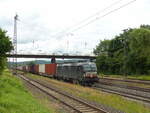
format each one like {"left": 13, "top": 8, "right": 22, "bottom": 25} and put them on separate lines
{"left": 83, "top": 63, "right": 97, "bottom": 72}
{"left": 91, "top": 63, "right": 97, "bottom": 71}
{"left": 83, "top": 65, "right": 91, "bottom": 71}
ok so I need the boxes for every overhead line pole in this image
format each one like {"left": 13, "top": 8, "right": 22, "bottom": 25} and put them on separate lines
{"left": 13, "top": 14, "right": 18, "bottom": 74}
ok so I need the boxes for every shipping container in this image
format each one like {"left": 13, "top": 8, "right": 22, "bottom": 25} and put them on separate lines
{"left": 28, "top": 65, "right": 34, "bottom": 73}
{"left": 34, "top": 65, "right": 39, "bottom": 73}
{"left": 26, "top": 66, "right": 28, "bottom": 71}
{"left": 23, "top": 66, "right": 26, "bottom": 71}
{"left": 17, "top": 66, "right": 21, "bottom": 70}
{"left": 45, "top": 63, "right": 57, "bottom": 77}
{"left": 26, "top": 65, "right": 30, "bottom": 72}
{"left": 39, "top": 64, "right": 45, "bottom": 74}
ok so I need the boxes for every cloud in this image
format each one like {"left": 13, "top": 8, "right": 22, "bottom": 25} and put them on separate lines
{"left": 1, "top": 0, "right": 150, "bottom": 58}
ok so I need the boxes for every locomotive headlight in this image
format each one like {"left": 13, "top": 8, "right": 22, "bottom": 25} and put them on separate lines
{"left": 84, "top": 73, "right": 90, "bottom": 77}
{"left": 90, "top": 75, "right": 93, "bottom": 78}
{"left": 87, "top": 74, "right": 90, "bottom": 77}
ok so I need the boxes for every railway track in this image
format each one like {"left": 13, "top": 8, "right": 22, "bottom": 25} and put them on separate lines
{"left": 100, "top": 78, "right": 150, "bottom": 85}
{"left": 18, "top": 74, "right": 108, "bottom": 113}
{"left": 98, "top": 81, "right": 150, "bottom": 92}
{"left": 93, "top": 83, "right": 150, "bottom": 104}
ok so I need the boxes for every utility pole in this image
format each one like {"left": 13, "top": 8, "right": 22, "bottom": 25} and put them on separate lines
{"left": 13, "top": 14, "right": 18, "bottom": 74}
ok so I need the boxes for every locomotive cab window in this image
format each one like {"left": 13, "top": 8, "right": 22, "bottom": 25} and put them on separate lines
{"left": 91, "top": 63, "right": 97, "bottom": 71}
{"left": 83, "top": 65, "right": 91, "bottom": 72}
{"left": 83, "top": 63, "right": 97, "bottom": 72}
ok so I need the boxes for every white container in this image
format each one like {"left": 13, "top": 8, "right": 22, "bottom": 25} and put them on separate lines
{"left": 26, "top": 66, "right": 28, "bottom": 71}
{"left": 39, "top": 64, "right": 45, "bottom": 73}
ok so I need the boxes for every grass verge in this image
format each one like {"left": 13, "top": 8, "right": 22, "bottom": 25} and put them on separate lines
{"left": 0, "top": 69, "right": 56, "bottom": 113}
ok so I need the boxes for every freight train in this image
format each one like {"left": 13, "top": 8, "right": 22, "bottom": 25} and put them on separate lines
{"left": 17, "top": 62, "right": 99, "bottom": 85}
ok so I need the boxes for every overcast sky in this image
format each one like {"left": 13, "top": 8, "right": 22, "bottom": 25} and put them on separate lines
{"left": 1, "top": 0, "right": 150, "bottom": 60}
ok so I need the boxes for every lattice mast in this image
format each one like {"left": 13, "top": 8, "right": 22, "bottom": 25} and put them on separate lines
{"left": 13, "top": 14, "right": 18, "bottom": 73}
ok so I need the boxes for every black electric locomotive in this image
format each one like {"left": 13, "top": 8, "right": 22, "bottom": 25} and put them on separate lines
{"left": 56, "top": 62, "right": 99, "bottom": 85}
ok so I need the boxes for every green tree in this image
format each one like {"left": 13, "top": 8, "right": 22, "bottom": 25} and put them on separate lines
{"left": 28, "top": 61, "right": 35, "bottom": 66}
{"left": 94, "top": 25, "right": 150, "bottom": 75}
{"left": 140, "top": 24, "right": 150, "bottom": 30}
{"left": 129, "top": 28, "right": 150, "bottom": 74}
{"left": 93, "top": 39, "right": 110, "bottom": 56}
{"left": 0, "top": 28, "right": 13, "bottom": 74}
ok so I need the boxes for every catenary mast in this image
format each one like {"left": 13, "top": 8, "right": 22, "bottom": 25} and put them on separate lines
{"left": 13, "top": 14, "right": 18, "bottom": 74}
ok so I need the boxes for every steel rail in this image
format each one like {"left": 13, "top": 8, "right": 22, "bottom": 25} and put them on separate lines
{"left": 100, "top": 78, "right": 150, "bottom": 85}
{"left": 19, "top": 74, "right": 108, "bottom": 113}
{"left": 93, "top": 85, "right": 150, "bottom": 104}
{"left": 98, "top": 81, "right": 150, "bottom": 92}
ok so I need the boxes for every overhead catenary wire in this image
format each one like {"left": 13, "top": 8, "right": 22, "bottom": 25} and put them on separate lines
{"left": 52, "top": 0, "right": 136, "bottom": 39}
{"left": 66, "top": 0, "right": 136, "bottom": 33}
{"left": 18, "top": 0, "right": 132, "bottom": 39}
{"left": 54, "top": 0, "right": 124, "bottom": 36}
